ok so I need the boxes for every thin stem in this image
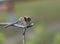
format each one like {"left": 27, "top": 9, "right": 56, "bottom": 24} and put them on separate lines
{"left": 22, "top": 28, "right": 26, "bottom": 44}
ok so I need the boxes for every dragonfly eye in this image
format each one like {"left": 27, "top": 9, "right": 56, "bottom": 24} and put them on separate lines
{"left": 24, "top": 17, "right": 27, "bottom": 22}
{"left": 24, "top": 16, "right": 31, "bottom": 22}
{"left": 27, "top": 17, "right": 31, "bottom": 22}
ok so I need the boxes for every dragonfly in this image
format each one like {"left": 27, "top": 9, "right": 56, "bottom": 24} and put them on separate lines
{"left": 0, "top": 16, "right": 34, "bottom": 28}
{"left": 0, "top": 16, "right": 34, "bottom": 44}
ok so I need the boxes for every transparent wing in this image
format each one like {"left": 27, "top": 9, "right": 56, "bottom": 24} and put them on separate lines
{"left": 14, "top": 23, "right": 34, "bottom": 28}
{"left": 0, "top": 23, "right": 12, "bottom": 26}
{"left": 0, "top": 22, "right": 25, "bottom": 28}
{"left": 14, "top": 24, "right": 26, "bottom": 28}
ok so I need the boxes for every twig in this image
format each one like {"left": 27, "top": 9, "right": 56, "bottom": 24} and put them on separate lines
{"left": 22, "top": 28, "right": 26, "bottom": 44}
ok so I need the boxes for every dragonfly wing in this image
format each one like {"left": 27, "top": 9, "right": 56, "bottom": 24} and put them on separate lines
{"left": 14, "top": 24, "right": 26, "bottom": 28}
{"left": 0, "top": 23, "right": 12, "bottom": 26}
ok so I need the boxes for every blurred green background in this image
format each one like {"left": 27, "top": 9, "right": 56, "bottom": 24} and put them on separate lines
{"left": 0, "top": 0, "right": 60, "bottom": 44}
